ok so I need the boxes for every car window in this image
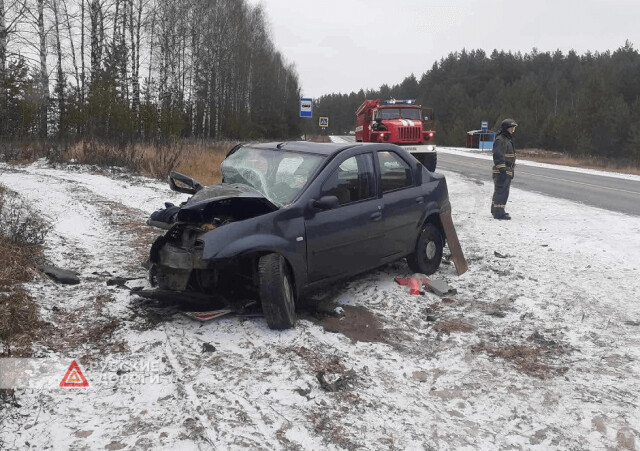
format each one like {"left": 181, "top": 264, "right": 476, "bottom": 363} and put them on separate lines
{"left": 378, "top": 151, "right": 413, "bottom": 193}
{"left": 321, "top": 154, "right": 376, "bottom": 206}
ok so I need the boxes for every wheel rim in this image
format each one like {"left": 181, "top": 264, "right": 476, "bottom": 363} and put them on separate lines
{"left": 283, "top": 274, "right": 294, "bottom": 311}
{"left": 425, "top": 240, "right": 436, "bottom": 260}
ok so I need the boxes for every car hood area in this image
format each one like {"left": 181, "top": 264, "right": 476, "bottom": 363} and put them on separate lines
{"left": 178, "top": 183, "right": 278, "bottom": 224}
{"left": 149, "top": 182, "right": 279, "bottom": 227}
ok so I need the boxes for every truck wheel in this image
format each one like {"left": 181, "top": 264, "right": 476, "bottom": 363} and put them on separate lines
{"left": 258, "top": 253, "right": 296, "bottom": 330}
{"left": 407, "top": 224, "right": 443, "bottom": 275}
{"left": 424, "top": 153, "right": 437, "bottom": 172}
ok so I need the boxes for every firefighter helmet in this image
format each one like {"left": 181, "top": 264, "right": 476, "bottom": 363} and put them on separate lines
{"left": 501, "top": 118, "right": 518, "bottom": 129}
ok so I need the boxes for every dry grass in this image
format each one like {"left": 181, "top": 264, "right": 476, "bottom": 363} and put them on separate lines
{"left": 0, "top": 239, "right": 40, "bottom": 288}
{"left": 284, "top": 345, "right": 348, "bottom": 375}
{"left": 61, "top": 139, "right": 233, "bottom": 184}
{"left": 518, "top": 148, "right": 640, "bottom": 176}
{"left": 0, "top": 141, "right": 47, "bottom": 164}
{"left": 0, "top": 236, "right": 43, "bottom": 356}
{"left": 0, "top": 185, "right": 46, "bottom": 356}
{"left": 0, "top": 190, "right": 49, "bottom": 247}
{"left": 433, "top": 318, "right": 475, "bottom": 334}
{"left": 472, "top": 342, "right": 549, "bottom": 379}
{"left": 0, "top": 288, "right": 42, "bottom": 356}
{"left": 171, "top": 141, "right": 231, "bottom": 185}
{"left": 471, "top": 336, "right": 567, "bottom": 380}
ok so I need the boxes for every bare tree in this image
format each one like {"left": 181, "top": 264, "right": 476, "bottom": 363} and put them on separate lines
{"left": 61, "top": 0, "right": 80, "bottom": 98}
{"left": 36, "top": 0, "right": 48, "bottom": 138}
{"left": 0, "top": 0, "right": 27, "bottom": 135}
{"left": 52, "top": 0, "right": 65, "bottom": 134}
{"left": 89, "top": 0, "right": 103, "bottom": 82}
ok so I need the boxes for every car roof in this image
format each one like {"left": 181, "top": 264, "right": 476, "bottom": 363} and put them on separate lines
{"left": 246, "top": 141, "right": 362, "bottom": 157}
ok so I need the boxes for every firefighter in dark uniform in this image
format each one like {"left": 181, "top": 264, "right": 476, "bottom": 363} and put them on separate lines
{"left": 491, "top": 118, "right": 518, "bottom": 220}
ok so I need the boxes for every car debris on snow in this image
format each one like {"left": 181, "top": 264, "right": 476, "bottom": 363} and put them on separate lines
{"left": 426, "top": 278, "right": 456, "bottom": 296}
{"left": 106, "top": 276, "right": 140, "bottom": 288}
{"left": 201, "top": 343, "right": 216, "bottom": 353}
{"left": 182, "top": 309, "right": 234, "bottom": 322}
{"left": 316, "top": 370, "right": 356, "bottom": 392}
{"left": 39, "top": 264, "right": 80, "bottom": 285}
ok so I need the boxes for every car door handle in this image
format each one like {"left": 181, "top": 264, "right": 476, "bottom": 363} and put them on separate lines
{"left": 415, "top": 196, "right": 424, "bottom": 204}
{"left": 370, "top": 212, "right": 383, "bottom": 221}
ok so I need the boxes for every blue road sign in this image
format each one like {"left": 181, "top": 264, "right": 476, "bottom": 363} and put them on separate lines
{"left": 300, "top": 98, "right": 313, "bottom": 118}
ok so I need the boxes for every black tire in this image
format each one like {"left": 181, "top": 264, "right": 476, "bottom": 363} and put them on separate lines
{"left": 258, "top": 253, "right": 296, "bottom": 330}
{"left": 407, "top": 224, "right": 444, "bottom": 275}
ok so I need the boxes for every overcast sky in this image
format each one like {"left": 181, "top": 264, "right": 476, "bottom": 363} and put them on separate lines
{"left": 247, "top": 0, "right": 640, "bottom": 99}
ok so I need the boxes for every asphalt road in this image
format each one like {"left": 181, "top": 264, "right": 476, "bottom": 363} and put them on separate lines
{"left": 336, "top": 136, "right": 640, "bottom": 216}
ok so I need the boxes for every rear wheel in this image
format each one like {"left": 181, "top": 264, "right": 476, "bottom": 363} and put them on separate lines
{"left": 407, "top": 224, "right": 444, "bottom": 275}
{"left": 258, "top": 253, "right": 296, "bottom": 329}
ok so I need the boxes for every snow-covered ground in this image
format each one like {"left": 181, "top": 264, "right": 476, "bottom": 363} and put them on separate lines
{"left": 0, "top": 158, "right": 639, "bottom": 450}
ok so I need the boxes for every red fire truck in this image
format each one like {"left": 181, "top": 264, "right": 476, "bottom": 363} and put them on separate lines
{"left": 355, "top": 99, "right": 437, "bottom": 171}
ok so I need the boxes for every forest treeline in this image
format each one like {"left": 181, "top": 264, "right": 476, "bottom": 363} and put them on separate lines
{"left": 315, "top": 43, "right": 640, "bottom": 163}
{"left": 0, "top": 0, "right": 301, "bottom": 143}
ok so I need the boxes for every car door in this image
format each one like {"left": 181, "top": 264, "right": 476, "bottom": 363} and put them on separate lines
{"left": 304, "top": 152, "right": 384, "bottom": 282}
{"left": 375, "top": 150, "right": 426, "bottom": 257}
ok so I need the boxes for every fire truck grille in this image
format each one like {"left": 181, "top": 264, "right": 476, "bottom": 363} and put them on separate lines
{"left": 398, "top": 127, "right": 421, "bottom": 142}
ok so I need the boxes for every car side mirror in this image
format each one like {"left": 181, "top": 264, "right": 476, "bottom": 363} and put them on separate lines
{"left": 312, "top": 195, "right": 340, "bottom": 210}
{"left": 169, "top": 171, "right": 204, "bottom": 194}
{"left": 415, "top": 162, "right": 423, "bottom": 185}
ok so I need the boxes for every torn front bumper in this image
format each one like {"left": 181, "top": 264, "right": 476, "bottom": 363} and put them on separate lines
{"left": 149, "top": 231, "right": 209, "bottom": 291}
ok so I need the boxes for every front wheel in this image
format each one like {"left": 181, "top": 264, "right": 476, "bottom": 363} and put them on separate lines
{"left": 407, "top": 224, "right": 444, "bottom": 275}
{"left": 258, "top": 253, "right": 296, "bottom": 330}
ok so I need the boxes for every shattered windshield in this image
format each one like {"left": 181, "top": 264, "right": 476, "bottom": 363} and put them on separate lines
{"left": 221, "top": 146, "right": 325, "bottom": 207}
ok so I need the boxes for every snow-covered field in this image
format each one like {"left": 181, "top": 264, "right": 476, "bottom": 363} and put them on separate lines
{"left": 1, "top": 158, "right": 639, "bottom": 450}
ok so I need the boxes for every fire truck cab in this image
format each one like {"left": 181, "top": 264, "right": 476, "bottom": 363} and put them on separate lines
{"left": 355, "top": 99, "right": 437, "bottom": 171}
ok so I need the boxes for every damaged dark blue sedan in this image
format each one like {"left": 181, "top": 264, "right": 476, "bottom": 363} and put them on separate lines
{"left": 146, "top": 141, "right": 453, "bottom": 329}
